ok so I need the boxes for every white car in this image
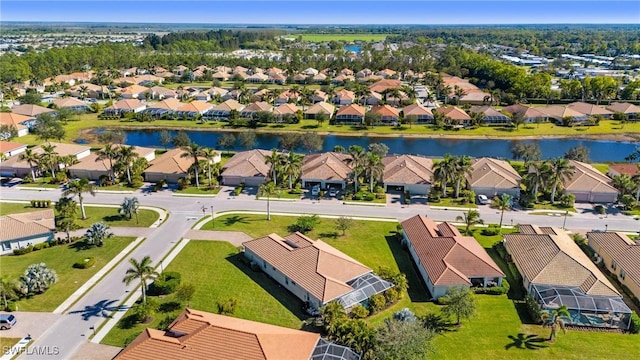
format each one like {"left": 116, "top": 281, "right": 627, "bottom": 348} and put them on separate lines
{"left": 311, "top": 186, "right": 320, "bottom": 196}
{"left": 329, "top": 188, "right": 337, "bottom": 197}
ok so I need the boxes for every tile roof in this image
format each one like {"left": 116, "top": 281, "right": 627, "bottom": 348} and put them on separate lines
{"left": 0, "top": 209, "right": 55, "bottom": 241}
{"left": 402, "top": 103, "right": 433, "bottom": 117}
{"left": 336, "top": 104, "right": 365, "bottom": 117}
{"left": 469, "top": 105, "right": 509, "bottom": 119}
{"left": 370, "top": 105, "right": 399, "bottom": 118}
{"left": 213, "top": 99, "right": 244, "bottom": 112}
{"left": 221, "top": 149, "right": 272, "bottom": 178}
{"left": 53, "top": 97, "right": 88, "bottom": 108}
{"left": 120, "top": 84, "right": 150, "bottom": 95}
{"left": 145, "top": 148, "right": 192, "bottom": 175}
{"left": 242, "top": 101, "right": 273, "bottom": 113}
{"left": 0, "top": 141, "right": 27, "bottom": 153}
{"left": 115, "top": 309, "right": 320, "bottom": 360}
{"left": 502, "top": 104, "right": 547, "bottom": 119}
{"left": 305, "top": 102, "right": 335, "bottom": 116}
{"left": 467, "top": 157, "right": 521, "bottom": 189}
{"left": 10, "top": 104, "right": 55, "bottom": 117}
{"left": 568, "top": 102, "right": 614, "bottom": 116}
{"left": 334, "top": 89, "right": 355, "bottom": 101}
{"left": 273, "top": 103, "right": 299, "bottom": 115}
{"left": 433, "top": 106, "right": 470, "bottom": 121}
{"left": 302, "top": 152, "right": 352, "bottom": 181}
{"left": 0, "top": 113, "right": 31, "bottom": 130}
{"left": 537, "top": 106, "right": 587, "bottom": 120}
{"left": 587, "top": 232, "right": 640, "bottom": 291}
{"left": 176, "top": 101, "right": 214, "bottom": 114}
{"left": 608, "top": 163, "right": 639, "bottom": 176}
{"left": 68, "top": 146, "right": 154, "bottom": 172}
{"left": 564, "top": 160, "right": 618, "bottom": 193}
{"left": 401, "top": 215, "right": 504, "bottom": 286}
{"left": 243, "top": 232, "right": 371, "bottom": 302}
{"left": 368, "top": 79, "right": 401, "bottom": 93}
{"left": 606, "top": 102, "right": 640, "bottom": 114}
{"left": 147, "top": 98, "right": 184, "bottom": 110}
{"left": 504, "top": 225, "right": 618, "bottom": 296}
{"left": 108, "top": 99, "right": 146, "bottom": 111}
{"left": 382, "top": 155, "right": 434, "bottom": 184}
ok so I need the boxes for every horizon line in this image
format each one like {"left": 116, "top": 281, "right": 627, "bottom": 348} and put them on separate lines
{"left": 2, "top": 21, "right": 639, "bottom": 26}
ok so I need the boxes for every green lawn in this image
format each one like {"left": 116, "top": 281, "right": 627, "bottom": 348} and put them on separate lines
{"left": 97, "top": 183, "right": 142, "bottom": 192}
{"left": 531, "top": 202, "right": 577, "bottom": 213}
{"left": 430, "top": 197, "right": 478, "bottom": 208}
{"left": 0, "top": 237, "right": 135, "bottom": 311}
{"left": 0, "top": 202, "right": 42, "bottom": 215}
{"left": 174, "top": 187, "right": 221, "bottom": 195}
{"left": 18, "top": 182, "right": 61, "bottom": 189}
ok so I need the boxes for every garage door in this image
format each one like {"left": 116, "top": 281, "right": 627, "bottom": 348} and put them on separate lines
{"left": 591, "top": 193, "right": 616, "bottom": 203}
{"left": 571, "top": 192, "right": 590, "bottom": 202}
{"left": 222, "top": 176, "right": 243, "bottom": 186}
{"left": 244, "top": 177, "right": 266, "bottom": 187}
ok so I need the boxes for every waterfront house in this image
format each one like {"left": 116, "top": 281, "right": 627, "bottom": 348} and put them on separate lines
{"left": 568, "top": 102, "right": 614, "bottom": 119}
{"left": 144, "top": 148, "right": 192, "bottom": 184}
{"left": 103, "top": 99, "right": 146, "bottom": 116}
{"left": 606, "top": 102, "right": 640, "bottom": 119}
{"left": 240, "top": 101, "right": 273, "bottom": 119}
{"left": 335, "top": 104, "right": 365, "bottom": 124}
{"left": 563, "top": 160, "right": 618, "bottom": 203}
{"left": 369, "top": 104, "right": 400, "bottom": 125}
{"left": 502, "top": 104, "right": 548, "bottom": 124}
{"left": 382, "top": 154, "right": 433, "bottom": 195}
{"left": 204, "top": 99, "right": 244, "bottom": 120}
{"left": 608, "top": 163, "right": 639, "bottom": 178}
{"left": 432, "top": 106, "right": 471, "bottom": 127}
{"left": 142, "top": 98, "right": 184, "bottom": 119}
{"left": 469, "top": 105, "right": 511, "bottom": 125}
{"left": 466, "top": 157, "right": 522, "bottom": 198}
{"left": 53, "top": 97, "right": 90, "bottom": 113}
{"left": 174, "top": 101, "right": 214, "bottom": 119}
{"left": 538, "top": 106, "right": 588, "bottom": 125}
{"left": 402, "top": 103, "right": 434, "bottom": 124}
{"left": 301, "top": 152, "right": 352, "bottom": 190}
{"left": 220, "top": 149, "right": 271, "bottom": 186}
{"left": 304, "top": 102, "right": 335, "bottom": 120}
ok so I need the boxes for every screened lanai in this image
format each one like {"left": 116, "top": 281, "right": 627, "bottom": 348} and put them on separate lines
{"left": 311, "top": 338, "right": 361, "bottom": 360}
{"left": 531, "top": 284, "right": 632, "bottom": 330}
{"left": 337, "top": 273, "right": 394, "bottom": 309}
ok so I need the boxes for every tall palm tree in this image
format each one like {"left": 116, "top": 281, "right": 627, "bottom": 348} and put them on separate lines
{"left": 200, "top": 148, "right": 220, "bottom": 188}
{"left": 97, "top": 143, "right": 119, "bottom": 183}
{"left": 118, "top": 145, "right": 138, "bottom": 185}
{"left": 365, "top": 152, "right": 384, "bottom": 192}
{"left": 40, "top": 143, "right": 59, "bottom": 178}
{"left": 632, "top": 172, "right": 640, "bottom": 203}
{"left": 19, "top": 147, "right": 40, "bottom": 181}
{"left": 433, "top": 154, "right": 455, "bottom": 198}
{"left": 62, "top": 178, "right": 96, "bottom": 220}
{"left": 0, "top": 276, "right": 18, "bottom": 311}
{"left": 122, "top": 256, "right": 158, "bottom": 304}
{"left": 456, "top": 209, "right": 483, "bottom": 235}
{"left": 548, "top": 158, "right": 576, "bottom": 203}
{"left": 181, "top": 143, "right": 203, "bottom": 188}
{"left": 345, "top": 145, "right": 366, "bottom": 193}
{"left": 282, "top": 151, "right": 303, "bottom": 189}
{"left": 542, "top": 305, "right": 570, "bottom": 342}
{"left": 264, "top": 149, "right": 282, "bottom": 186}
{"left": 493, "top": 194, "right": 512, "bottom": 233}
{"left": 453, "top": 156, "right": 472, "bottom": 198}
{"left": 524, "top": 161, "right": 549, "bottom": 198}
{"left": 258, "top": 181, "right": 278, "bottom": 221}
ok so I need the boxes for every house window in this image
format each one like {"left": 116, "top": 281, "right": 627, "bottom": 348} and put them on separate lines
{"left": 263, "top": 261, "right": 267, "bottom": 269}
{"left": 620, "top": 269, "right": 626, "bottom": 280}
{"left": 611, "top": 260, "right": 617, "bottom": 271}
{"left": 285, "top": 277, "right": 289, "bottom": 285}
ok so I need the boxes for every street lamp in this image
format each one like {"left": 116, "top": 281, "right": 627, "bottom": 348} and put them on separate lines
{"left": 562, "top": 210, "right": 568, "bottom": 230}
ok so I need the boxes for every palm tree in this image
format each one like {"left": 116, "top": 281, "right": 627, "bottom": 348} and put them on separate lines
{"left": 119, "top": 197, "right": 140, "bottom": 222}
{"left": 118, "top": 145, "right": 138, "bottom": 185}
{"left": 264, "top": 149, "right": 282, "bottom": 186}
{"left": 97, "top": 143, "right": 119, "bottom": 183}
{"left": 542, "top": 305, "right": 570, "bottom": 342}
{"left": 201, "top": 148, "right": 220, "bottom": 188}
{"left": 62, "top": 178, "right": 96, "bottom": 220}
{"left": 524, "top": 161, "right": 549, "bottom": 199}
{"left": 548, "top": 158, "right": 576, "bottom": 203}
{"left": 455, "top": 209, "right": 483, "bottom": 235}
{"left": 181, "top": 143, "right": 203, "bottom": 188}
{"left": 258, "top": 182, "right": 278, "bottom": 221}
{"left": 40, "top": 143, "right": 59, "bottom": 178}
{"left": 493, "top": 194, "right": 512, "bottom": 233}
{"left": 452, "top": 156, "right": 472, "bottom": 198}
{"left": 345, "top": 145, "right": 366, "bottom": 193}
{"left": 365, "top": 152, "right": 384, "bottom": 192}
{"left": 433, "top": 154, "right": 456, "bottom": 198}
{"left": 632, "top": 173, "right": 640, "bottom": 203}
{"left": 84, "top": 222, "right": 113, "bottom": 247}
{"left": 0, "top": 277, "right": 18, "bottom": 311}
{"left": 282, "top": 151, "right": 303, "bottom": 189}
{"left": 122, "top": 256, "right": 158, "bottom": 304}
{"left": 19, "top": 148, "right": 40, "bottom": 181}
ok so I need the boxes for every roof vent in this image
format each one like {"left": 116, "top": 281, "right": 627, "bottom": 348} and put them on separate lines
{"left": 284, "top": 239, "right": 300, "bottom": 249}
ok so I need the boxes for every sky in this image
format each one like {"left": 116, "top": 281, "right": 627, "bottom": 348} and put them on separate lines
{"left": 1, "top": 1, "right": 639, "bottom": 25}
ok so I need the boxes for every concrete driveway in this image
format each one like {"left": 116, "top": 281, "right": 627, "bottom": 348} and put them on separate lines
{"left": 0, "top": 312, "right": 61, "bottom": 339}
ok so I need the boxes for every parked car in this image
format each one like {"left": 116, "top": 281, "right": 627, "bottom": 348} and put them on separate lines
{"left": 0, "top": 314, "right": 16, "bottom": 330}
{"left": 329, "top": 188, "right": 337, "bottom": 197}
{"left": 476, "top": 194, "right": 489, "bottom": 205}
{"left": 311, "top": 185, "right": 320, "bottom": 196}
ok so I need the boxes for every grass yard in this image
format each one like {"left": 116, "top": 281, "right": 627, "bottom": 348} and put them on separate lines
{"left": 531, "top": 202, "right": 577, "bottom": 213}
{"left": 174, "top": 186, "right": 221, "bottom": 195}
{"left": 0, "top": 202, "right": 42, "bottom": 215}
{"left": 96, "top": 183, "right": 142, "bottom": 192}
{"left": 430, "top": 197, "right": 478, "bottom": 208}
{"left": 0, "top": 237, "right": 135, "bottom": 311}
{"left": 18, "top": 182, "right": 61, "bottom": 189}
{"left": 0, "top": 337, "right": 21, "bottom": 350}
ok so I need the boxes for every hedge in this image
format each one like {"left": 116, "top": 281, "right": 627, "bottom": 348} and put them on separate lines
{"left": 73, "top": 257, "right": 96, "bottom": 269}
{"left": 13, "top": 246, "right": 34, "bottom": 255}
{"left": 630, "top": 312, "right": 640, "bottom": 334}
{"left": 30, "top": 200, "right": 51, "bottom": 208}
{"left": 150, "top": 271, "right": 182, "bottom": 295}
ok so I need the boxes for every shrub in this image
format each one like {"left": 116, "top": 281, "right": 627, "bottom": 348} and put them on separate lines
{"left": 572, "top": 233, "right": 587, "bottom": 247}
{"left": 288, "top": 215, "right": 319, "bottom": 234}
{"left": 472, "top": 281, "right": 510, "bottom": 295}
{"left": 73, "top": 257, "right": 96, "bottom": 269}
{"left": 493, "top": 242, "right": 508, "bottom": 260}
{"left": 481, "top": 225, "right": 501, "bottom": 236}
{"left": 435, "top": 296, "right": 451, "bottom": 305}
{"left": 153, "top": 180, "right": 167, "bottom": 192}
{"left": 156, "top": 315, "right": 176, "bottom": 331}
{"left": 363, "top": 192, "right": 375, "bottom": 201}
{"left": 132, "top": 299, "right": 158, "bottom": 323}
{"left": 216, "top": 297, "right": 238, "bottom": 315}
{"left": 384, "top": 287, "right": 402, "bottom": 304}
{"left": 352, "top": 192, "right": 363, "bottom": 201}
{"left": 559, "top": 193, "right": 575, "bottom": 208}
{"left": 158, "top": 301, "right": 183, "bottom": 313}
{"left": 13, "top": 246, "right": 33, "bottom": 255}
{"left": 289, "top": 183, "right": 303, "bottom": 195}
{"left": 350, "top": 304, "right": 369, "bottom": 319}
{"left": 374, "top": 186, "right": 385, "bottom": 194}
{"left": 368, "top": 294, "right": 386, "bottom": 313}
{"left": 594, "top": 204, "right": 606, "bottom": 214}
{"left": 524, "top": 295, "right": 543, "bottom": 324}
{"left": 6, "top": 302, "right": 17, "bottom": 312}
{"left": 428, "top": 189, "right": 441, "bottom": 202}
{"left": 150, "top": 271, "right": 182, "bottom": 295}
{"left": 233, "top": 185, "right": 243, "bottom": 196}
{"left": 630, "top": 312, "right": 640, "bottom": 334}
{"left": 33, "top": 242, "right": 49, "bottom": 251}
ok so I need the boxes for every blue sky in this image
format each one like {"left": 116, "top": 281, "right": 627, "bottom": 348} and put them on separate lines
{"left": 1, "top": 1, "right": 638, "bottom": 24}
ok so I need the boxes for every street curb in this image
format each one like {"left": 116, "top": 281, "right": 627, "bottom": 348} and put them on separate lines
{"left": 429, "top": 205, "right": 477, "bottom": 210}
{"left": 17, "top": 187, "right": 56, "bottom": 191}
{"left": 342, "top": 201, "right": 386, "bottom": 207}
{"left": 256, "top": 197, "right": 300, "bottom": 202}
{"left": 171, "top": 192, "right": 219, "bottom": 198}
{"left": 95, "top": 190, "right": 135, "bottom": 194}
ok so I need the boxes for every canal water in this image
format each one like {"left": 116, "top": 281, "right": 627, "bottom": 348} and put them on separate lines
{"left": 118, "top": 129, "right": 638, "bottom": 162}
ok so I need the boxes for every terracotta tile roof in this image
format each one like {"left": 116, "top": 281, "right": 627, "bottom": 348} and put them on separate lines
{"left": 433, "top": 106, "right": 470, "bottom": 121}
{"left": 149, "top": 86, "right": 176, "bottom": 97}
{"left": 0, "top": 141, "right": 27, "bottom": 153}
{"left": 504, "top": 226, "right": 618, "bottom": 296}
{"left": 563, "top": 160, "right": 618, "bottom": 194}
{"left": 467, "top": 157, "right": 521, "bottom": 189}
{"left": 273, "top": 103, "right": 299, "bottom": 116}
{"left": 382, "top": 155, "right": 434, "bottom": 184}
{"left": 401, "top": 215, "right": 504, "bottom": 286}
{"left": 336, "top": 104, "right": 365, "bottom": 117}
{"left": 108, "top": 99, "right": 146, "bottom": 111}
{"left": 221, "top": 149, "right": 272, "bottom": 178}
{"left": 608, "top": 163, "right": 639, "bottom": 176}
{"left": 0, "top": 142, "right": 88, "bottom": 170}
{"left": 176, "top": 101, "right": 213, "bottom": 114}
{"left": 469, "top": 105, "right": 509, "bottom": 119}
{"left": 538, "top": 105, "right": 587, "bottom": 120}
{"left": 11, "top": 104, "right": 55, "bottom": 117}
{"left": 0, "top": 113, "right": 31, "bottom": 130}
{"left": 120, "top": 84, "right": 149, "bottom": 96}
{"left": 0, "top": 209, "right": 55, "bottom": 241}
{"left": 368, "top": 79, "right": 401, "bottom": 93}
{"left": 370, "top": 105, "right": 399, "bottom": 118}
{"left": 606, "top": 102, "right": 640, "bottom": 114}
{"left": 242, "top": 101, "right": 273, "bottom": 113}
{"left": 587, "top": 232, "right": 640, "bottom": 291}
{"left": 206, "top": 87, "right": 228, "bottom": 96}
{"left": 243, "top": 232, "right": 371, "bottom": 302}
{"left": 402, "top": 103, "right": 432, "bottom": 117}
{"left": 568, "top": 102, "right": 614, "bottom": 116}
{"left": 213, "top": 99, "right": 244, "bottom": 112}
{"left": 68, "top": 146, "right": 154, "bottom": 172}
{"left": 442, "top": 74, "right": 479, "bottom": 91}
{"left": 53, "top": 97, "right": 87, "bottom": 108}
{"left": 302, "top": 152, "right": 352, "bottom": 181}
{"left": 334, "top": 89, "right": 355, "bottom": 101}
{"left": 305, "top": 102, "right": 335, "bottom": 116}
{"left": 145, "top": 148, "right": 192, "bottom": 175}
{"left": 115, "top": 309, "right": 320, "bottom": 360}
{"left": 148, "top": 98, "right": 184, "bottom": 110}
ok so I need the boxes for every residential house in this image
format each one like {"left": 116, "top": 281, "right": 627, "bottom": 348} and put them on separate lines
{"left": 68, "top": 146, "right": 155, "bottom": 181}
{"left": 0, "top": 209, "right": 55, "bottom": 255}
{"left": 144, "top": 148, "right": 192, "bottom": 184}
{"left": 147, "top": 86, "right": 177, "bottom": 100}
{"left": 246, "top": 73, "right": 269, "bottom": 83}
{"left": 467, "top": 157, "right": 522, "bottom": 198}
{"left": 131, "top": 75, "right": 162, "bottom": 86}
{"left": 114, "top": 309, "right": 361, "bottom": 360}
{"left": 203, "top": 99, "right": 244, "bottom": 120}
{"left": 302, "top": 67, "right": 319, "bottom": 76}
{"left": 401, "top": 215, "right": 504, "bottom": 299}
{"left": 432, "top": 107, "right": 471, "bottom": 127}
{"left": 502, "top": 104, "right": 548, "bottom": 124}
{"left": 312, "top": 73, "right": 327, "bottom": 84}
{"left": 469, "top": 105, "right": 510, "bottom": 125}
{"left": 142, "top": 98, "right": 184, "bottom": 119}
{"left": 205, "top": 87, "right": 229, "bottom": 99}
{"left": 369, "top": 79, "right": 401, "bottom": 93}
{"left": 606, "top": 102, "right": 640, "bottom": 119}
{"left": 309, "top": 90, "right": 327, "bottom": 104}
{"left": 588, "top": 232, "right": 640, "bottom": 302}
{"left": 103, "top": 99, "right": 146, "bottom": 116}
{"left": 332, "top": 89, "right": 355, "bottom": 105}
{"left": 53, "top": 97, "right": 90, "bottom": 113}
{"left": 0, "top": 142, "right": 91, "bottom": 177}
{"left": 335, "top": 104, "right": 366, "bottom": 124}
{"left": 275, "top": 90, "right": 300, "bottom": 106}
{"left": 0, "top": 141, "right": 27, "bottom": 158}
{"left": 361, "top": 91, "right": 383, "bottom": 106}
{"left": 382, "top": 155, "right": 433, "bottom": 195}
{"left": 172, "top": 65, "right": 189, "bottom": 75}
{"left": 563, "top": 160, "right": 619, "bottom": 203}
{"left": 174, "top": 101, "right": 214, "bottom": 119}
{"left": 240, "top": 101, "right": 273, "bottom": 119}
{"left": 273, "top": 103, "right": 300, "bottom": 121}
{"left": 369, "top": 104, "right": 399, "bottom": 125}
{"left": 304, "top": 102, "right": 335, "bottom": 120}
{"left": 119, "top": 84, "right": 150, "bottom": 99}
{"left": 0, "top": 113, "right": 32, "bottom": 137}
{"left": 504, "top": 225, "right": 631, "bottom": 329}
{"left": 356, "top": 68, "right": 373, "bottom": 78}
{"left": 243, "top": 232, "right": 392, "bottom": 310}
{"left": 608, "top": 163, "right": 639, "bottom": 178}
{"left": 221, "top": 149, "right": 271, "bottom": 186}
{"left": 458, "top": 89, "right": 492, "bottom": 105}
{"left": 211, "top": 71, "right": 229, "bottom": 81}
{"left": 402, "top": 103, "right": 434, "bottom": 124}
{"left": 538, "top": 106, "right": 589, "bottom": 125}
{"left": 331, "top": 74, "right": 354, "bottom": 85}
{"left": 221, "top": 89, "right": 241, "bottom": 101}
{"left": 376, "top": 69, "right": 397, "bottom": 79}
{"left": 10, "top": 104, "right": 55, "bottom": 118}
{"left": 68, "top": 83, "right": 106, "bottom": 99}
{"left": 568, "top": 102, "right": 614, "bottom": 119}
{"left": 301, "top": 152, "right": 352, "bottom": 189}
{"left": 293, "top": 73, "right": 308, "bottom": 84}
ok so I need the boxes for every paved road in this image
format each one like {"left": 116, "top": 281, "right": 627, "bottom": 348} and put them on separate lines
{"left": 0, "top": 185, "right": 637, "bottom": 359}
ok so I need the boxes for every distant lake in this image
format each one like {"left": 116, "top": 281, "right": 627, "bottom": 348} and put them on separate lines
{"left": 117, "top": 129, "right": 638, "bottom": 162}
